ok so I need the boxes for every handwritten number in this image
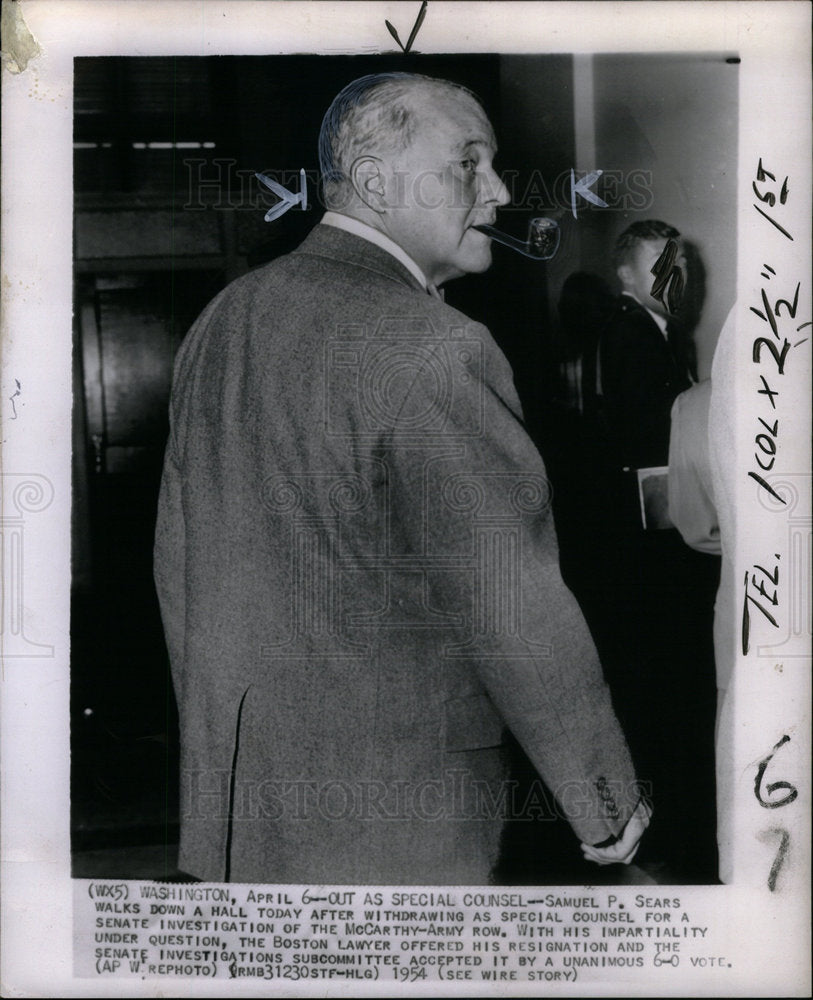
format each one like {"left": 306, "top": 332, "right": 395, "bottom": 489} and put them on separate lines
{"left": 748, "top": 471, "right": 787, "bottom": 505}
{"left": 767, "top": 828, "right": 790, "bottom": 891}
{"left": 758, "top": 827, "right": 790, "bottom": 892}
{"left": 753, "top": 336, "right": 790, "bottom": 374}
{"left": 754, "top": 734, "right": 798, "bottom": 809}
{"left": 754, "top": 287, "right": 779, "bottom": 337}
{"left": 775, "top": 281, "right": 800, "bottom": 320}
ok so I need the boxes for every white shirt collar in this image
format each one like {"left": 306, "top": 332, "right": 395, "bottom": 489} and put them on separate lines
{"left": 623, "top": 292, "right": 669, "bottom": 338}
{"left": 321, "top": 211, "right": 430, "bottom": 291}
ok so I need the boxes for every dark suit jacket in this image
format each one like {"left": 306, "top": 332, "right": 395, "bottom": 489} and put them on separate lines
{"left": 154, "top": 224, "right": 640, "bottom": 884}
{"left": 596, "top": 294, "right": 692, "bottom": 470}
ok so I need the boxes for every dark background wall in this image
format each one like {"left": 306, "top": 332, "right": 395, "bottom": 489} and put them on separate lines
{"left": 572, "top": 53, "right": 738, "bottom": 379}
{"left": 71, "top": 53, "right": 736, "bottom": 877}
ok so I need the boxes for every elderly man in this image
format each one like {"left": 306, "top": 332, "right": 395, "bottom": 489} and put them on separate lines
{"left": 154, "top": 72, "right": 649, "bottom": 885}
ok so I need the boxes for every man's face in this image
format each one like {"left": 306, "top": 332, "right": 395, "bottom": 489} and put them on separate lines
{"left": 380, "top": 88, "right": 510, "bottom": 287}
{"left": 619, "top": 237, "right": 687, "bottom": 319}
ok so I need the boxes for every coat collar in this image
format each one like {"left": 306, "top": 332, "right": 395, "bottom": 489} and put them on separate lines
{"left": 293, "top": 223, "right": 428, "bottom": 296}
{"left": 619, "top": 293, "right": 668, "bottom": 338}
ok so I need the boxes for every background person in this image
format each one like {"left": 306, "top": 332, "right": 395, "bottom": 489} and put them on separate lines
{"left": 553, "top": 220, "right": 720, "bottom": 882}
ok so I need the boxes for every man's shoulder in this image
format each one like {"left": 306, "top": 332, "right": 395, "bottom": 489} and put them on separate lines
{"left": 608, "top": 294, "right": 655, "bottom": 326}
{"left": 604, "top": 295, "right": 665, "bottom": 347}
{"left": 182, "top": 224, "right": 494, "bottom": 359}
{"left": 209, "top": 225, "right": 427, "bottom": 312}
{"left": 195, "top": 250, "right": 300, "bottom": 315}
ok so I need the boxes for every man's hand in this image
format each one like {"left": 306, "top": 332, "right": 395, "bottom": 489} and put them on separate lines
{"left": 580, "top": 798, "right": 652, "bottom": 866}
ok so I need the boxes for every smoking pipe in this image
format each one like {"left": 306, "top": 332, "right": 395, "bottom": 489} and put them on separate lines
{"left": 473, "top": 217, "right": 560, "bottom": 260}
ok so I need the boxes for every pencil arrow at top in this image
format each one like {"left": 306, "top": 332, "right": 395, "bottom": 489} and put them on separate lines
{"left": 385, "top": 1, "right": 428, "bottom": 54}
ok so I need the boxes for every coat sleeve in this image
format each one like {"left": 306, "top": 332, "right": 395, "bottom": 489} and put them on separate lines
{"left": 152, "top": 293, "right": 222, "bottom": 705}
{"left": 384, "top": 320, "right": 644, "bottom": 846}
{"left": 154, "top": 430, "right": 187, "bottom": 703}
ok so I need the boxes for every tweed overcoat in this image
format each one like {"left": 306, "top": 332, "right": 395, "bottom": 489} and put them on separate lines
{"left": 154, "top": 224, "right": 641, "bottom": 884}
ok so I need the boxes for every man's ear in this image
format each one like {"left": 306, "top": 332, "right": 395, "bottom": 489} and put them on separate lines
{"left": 350, "top": 156, "right": 387, "bottom": 213}
{"left": 616, "top": 263, "right": 632, "bottom": 290}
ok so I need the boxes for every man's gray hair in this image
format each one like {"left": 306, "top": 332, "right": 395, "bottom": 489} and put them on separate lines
{"left": 318, "top": 72, "right": 480, "bottom": 208}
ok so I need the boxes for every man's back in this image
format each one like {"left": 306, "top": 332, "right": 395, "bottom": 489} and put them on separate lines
{"left": 155, "top": 224, "right": 642, "bottom": 884}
